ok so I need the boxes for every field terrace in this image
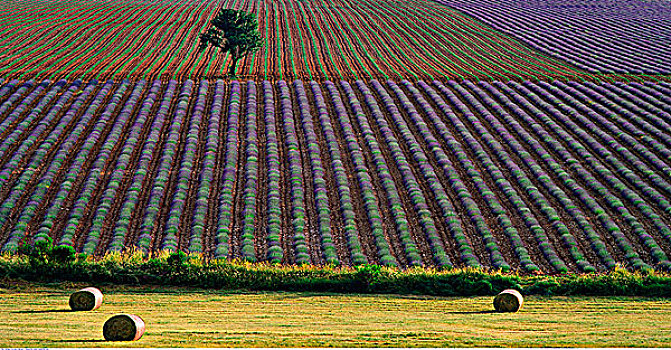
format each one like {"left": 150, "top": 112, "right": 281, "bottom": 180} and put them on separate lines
{"left": 443, "top": 0, "right": 671, "bottom": 78}
{"left": 0, "top": 0, "right": 606, "bottom": 82}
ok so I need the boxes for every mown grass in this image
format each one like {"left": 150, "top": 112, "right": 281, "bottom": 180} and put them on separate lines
{"left": 0, "top": 284, "right": 670, "bottom": 347}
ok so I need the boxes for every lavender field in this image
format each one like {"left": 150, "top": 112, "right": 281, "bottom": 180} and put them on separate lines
{"left": 445, "top": 0, "right": 671, "bottom": 76}
{"left": 0, "top": 0, "right": 670, "bottom": 276}
{"left": 1, "top": 78, "right": 671, "bottom": 273}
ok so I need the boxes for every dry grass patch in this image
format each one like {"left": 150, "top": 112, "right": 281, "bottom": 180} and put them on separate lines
{"left": 0, "top": 285, "right": 669, "bottom": 347}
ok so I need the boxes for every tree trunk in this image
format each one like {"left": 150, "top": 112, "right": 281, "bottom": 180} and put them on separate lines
{"left": 228, "top": 56, "right": 239, "bottom": 77}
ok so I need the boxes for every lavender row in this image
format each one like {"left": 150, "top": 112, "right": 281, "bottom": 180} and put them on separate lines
{"left": 356, "top": 81, "right": 452, "bottom": 268}
{"left": 324, "top": 81, "right": 397, "bottom": 267}
{"left": 393, "top": 80, "right": 514, "bottom": 269}
{"left": 189, "top": 80, "right": 224, "bottom": 254}
{"left": 113, "top": 80, "right": 177, "bottom": 252}
{"left": 464, "top": 81, "right": 620, "bottom": 270}
{"left": 599, "top": 83, "right": 671, "bottom": 141}
{"left": 559, "top": 82, "right": 671, "bottom": 181}
{"left": 419, "top": 81, "right": 563, "bottom": 272}
{"left": 454, "top": 80, "right": 614, "bottom": 272}
{"left": 7, "top": 80, "right": 94, "bottom": 246}
{"left": 0, "top": 80, "right": 46, "bottom": 152}
{"left": 48, "top": 80, "right": 130, "bottom": 246}
{"left": 213, "top": 81, "right": 240, "bottom": 258}
{"left": 62, "top": 80, "right": 145, "bottom": 254}
{"left": 80, "top": 80, "right": 161, "bottom": 254}
{"left": 310, "top": 82, "right": 367, "bottom": 265}
{"left": 238, "top": 81, "right": 259, "bottom": 261}
{"left": 525, "top": 81, "right": 671, "bottom": 249}
{"left": 278, "top": 81, "right": 310, "bottom": 264}
{"left": 36, "top": 81, "right": 118, "bottom": 246}
{"left": 0, "top": 80, "right": 72, "bottom": 228}
{"left": 341, "top": 81, "right": 422, "bottom": 266}
{"left": 430, "top": 81, "right": 575, "bottom": 273}
{"left": 0, "top": 79, "right": 668, "bottom": 270}
{"left": 403, "top": 80, "right": 537, "bottom": 272}
{"left": 0, "top": 80, "right": 54, "bottom": 191}
{"left": 136, "top": 80, "right": 194, "bottom": 253}
{"left": 444, "top": 0, "right": 671, "bottom": 75}
{"left": 478, "top": 81, "right": 647, "bottom": 270}
{"left": 627, "top": 83, "right": 671, "bottom": 114}
{"left": 0, "top": 80, "right": 89, "bottom": 251}
{"left": 451, "top": 80, "right": 604, "bottom": 272}
{"left": 506, "top": 81, "right": 671, "bottom": 269}
{"left": 543, "top": 82, "right": 671, "bottom": 212}
{"left": 0, "top": 80, "right": 62, "bottom": 164}
{"left": 0, "top": 79, "right": 20, "bottom": 104}
{"left": 160, "top": 80, "right": 206, "bottom": 252}
{"left": 294, "top": 80, "right": 338, "bottom": 265}
{"left": 422, "top": 81, "right": 554, "bottom": 272}
{"left": 371, "top": 80, "right": 486, "bottom": 268}
{"left": 0, "top": 81, "right": 34, "bottom": 120}
{"left": 263, "top": 81, "right": 283, "bottom": 263}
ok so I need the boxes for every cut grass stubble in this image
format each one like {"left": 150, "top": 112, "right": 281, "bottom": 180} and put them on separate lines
{"left": 0, "top": 286, "right": 670, "bottom": 347}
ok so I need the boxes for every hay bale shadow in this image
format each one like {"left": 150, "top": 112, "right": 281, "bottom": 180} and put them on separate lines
{"left": 52, "top": 340, "right": 110, "bottom": 343}
{"left": 11, "top": 309, "right": 74, "bottom": 314}
{"left": 445, "top": 310, "right": 498, "bottom": 314}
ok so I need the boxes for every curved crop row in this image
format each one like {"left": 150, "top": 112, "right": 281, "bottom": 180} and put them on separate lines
{"left": 64, "top": 81, "right": 146, "bottom": 254}
{"left": 82, "top": 80, "right": 162, "bottom": 254}
{"left": 36, "top": 80, "right": 120, "bottom": 246}
{"left": 294, "top": 81, "right": 338, "bottom": 264}
{"left": 0, "top": 0, "right": 603, "bottom": 81}
{"left": 113, "top": 80, "right": 178, "bottom": 251}
{"left": 476, "top": 81, "right": 645, "bottom": 270}
{"left": 355, "top": 81, "right": 452, "bottom": 268}
{"left": 402, "top": 81, "right": 536, "bottom": 272}
{"left": 0, "top": 79, "right": 668, "bottom": 273}
{"left": 503, "top": 82, "right": 671, "bottom": 270}
{"left": 524, "top": 82, "right": 671, "bottom": 251}
{"left": 427, "top": 82, "right": 573, "bottom": 273}
{"left": 278, "top": 81, "right": 310, "bottom": 264}
{"left": 366, "top": 81, "right": 482, "bottom": 268}
{"left": 160, "top": 80, "right": 206, "bottom": 252}
{"left": 238, "top": 81, "right": 259, "bottom": 261}
{"left": 309, "top": 82, "right": 367, "bottom": 265}
{"left": 213, "top": 81, "right": 241, "bottom": 258}
{"left": 0, "top": 80, "right": 91, "bottom": 250}
{"left": 444, "top": 0, "right": 671, "bottom": 76}
{"left": 324, "top": 81, "right": 397, "bottom": 266}
{"left": 136, "top": 80, "right": 194, "bottom": 253}
{"left": 447, "top": 81, "right": 597, "bottom": 272}
{"left": 262, "top": 81, "right": 283, "bottom": 263}
{"left": 189, "top": 79, "right": 225, "bottom": 254}
{"left": 342, "top": 81, "right": 422, "bottom": 266}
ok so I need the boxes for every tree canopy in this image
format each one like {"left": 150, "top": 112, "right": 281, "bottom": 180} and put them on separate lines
{"left": 199, "top": 9, "right": 263, "bottom": 77}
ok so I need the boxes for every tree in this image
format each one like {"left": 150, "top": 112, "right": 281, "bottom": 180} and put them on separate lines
{"left": 199, "top": 9, "right": 263, "bottom": 77}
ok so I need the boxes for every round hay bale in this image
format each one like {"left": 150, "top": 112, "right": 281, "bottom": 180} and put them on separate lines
{"left": 493, "top": 289, "right": 523, "bottom": 313}
{"left": 69, "top": 287, "right": 103, "bottom": 311}
{"left": 103, "top": 314, "right": 145, "bottom": 341}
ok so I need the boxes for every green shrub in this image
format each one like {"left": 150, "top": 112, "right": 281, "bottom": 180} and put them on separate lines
{"left": 0, "top": 252, "right": 670, "bottom": 297}
{"left": 17, "top": 237, "right": 76, "bottom": 267}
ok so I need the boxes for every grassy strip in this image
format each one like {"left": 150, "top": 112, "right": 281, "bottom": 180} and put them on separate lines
{"left": 1, "top": 252, "right": 671, "bottom": 296}
{"left": 2, "top": 290, "right": 671, "bottom": 347}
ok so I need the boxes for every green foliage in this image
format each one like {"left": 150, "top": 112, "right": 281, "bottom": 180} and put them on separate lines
{"left": 199, "top": 9, "right": 263, "bottom": 76}
{"left": 1, "top": 253, "right": 670, "bottom": 296}
{"left": 167, "top": 251, "right": 188, "bottom": 268}
{"left": 354, "top": 264, "right": 383, "bottom": 291}
{"left": 17, "top": 237, "right": 76, "bottom": 267}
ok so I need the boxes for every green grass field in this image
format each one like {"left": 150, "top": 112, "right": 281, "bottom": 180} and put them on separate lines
{"left": 1, "top": 284, "right": 670, "bottom": 347}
